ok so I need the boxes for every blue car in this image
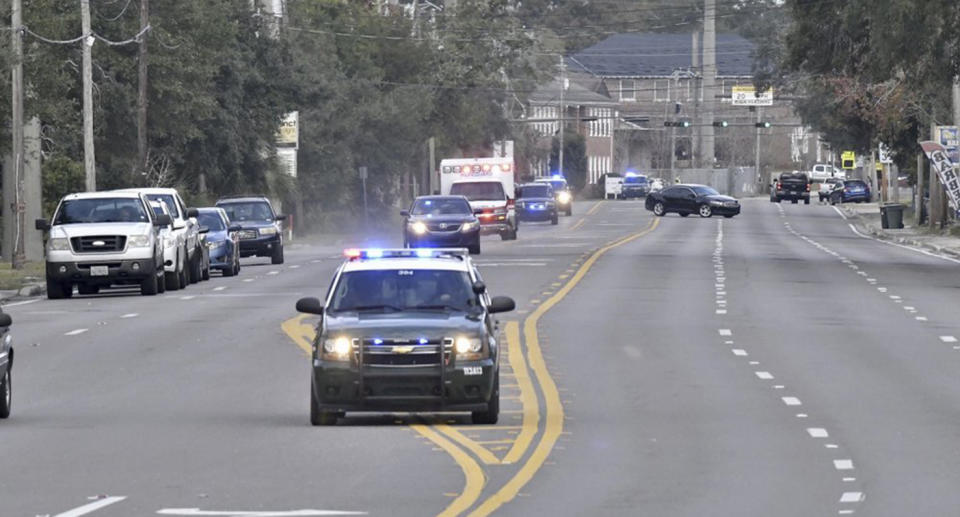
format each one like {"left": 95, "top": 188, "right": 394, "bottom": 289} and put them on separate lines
{"left": 196, "top": 207, "right": 241, "bottom": 276}
{"left": 829, "top": 179, "right": 871, "bottom": 204}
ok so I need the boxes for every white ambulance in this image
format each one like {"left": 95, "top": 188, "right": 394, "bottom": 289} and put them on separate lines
{"left": 439, "top": 157, "right": 518, "bottom": 240}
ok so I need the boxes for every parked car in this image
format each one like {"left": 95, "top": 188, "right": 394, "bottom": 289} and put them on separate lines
{"left": 810, "top": 163, "right": 845, "bottom": 180}
{"left": 148, "top": 200, "right": 177, "bottom": 292}
{"left": 36, "top": 191, "right": 169, "bottom": 298}
{"left": 621, "top": 173, "right": 651, "bottom": 199}
{"left": 533, "top": 176, "right": 573, "bottom": 216}
{"left": 645, "top": 184, "right": 741, "bottom": 218}
{"left": 0, "top": 309, "right": 12, "bottom": 419}
{"left": 772, "top": 171, "right": 811, "bottom": 204}
{"left": 401, "top": 195, "right": 481, "bottom": 255}
{"left": 829, "top": 179, "right": 872, "bottom": 204}
{"left": 818, "top": 178, "right": 844, "bottom": 203}
{"left": 516, "top": 183, "right": 559, "bottom": 225}
{"left": 197, "top": 208, "right": 240, "bottom": 277}
{"left": 216, "top": 196, "right": 286, "bottom": 264}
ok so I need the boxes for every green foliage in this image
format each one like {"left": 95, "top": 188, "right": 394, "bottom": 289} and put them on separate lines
{"left": 549, "top": 132, "right": 588, "bottom": 192}
{"left": 41, "top": 155, "right": 84, "bottom": 217}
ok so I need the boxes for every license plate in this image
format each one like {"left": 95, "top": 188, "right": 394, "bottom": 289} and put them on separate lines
{"left": 463, "top": 366, "right": 482, "bottom": 376}
{"left": 90, "top": 266, "right": 109, "bottom": 276}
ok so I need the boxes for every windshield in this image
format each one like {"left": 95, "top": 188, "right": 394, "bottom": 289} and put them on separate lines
{"left": 537, "top": 180, "right": 567, "bottom": 191}
{"left": 691, "top": 186, "right": 720, "bottom": 196}
{"left": 846, "top": 180, "right": 868, "bottom": 188}
{"left": 450, "top": 182, "right": 506, "bottom": 201}
{"left": 197, "top": 212, "right": 226, "bottom": 231}
{"left": 624, "top": 176, "right": 648, "bottom": 185}
{"left": 411, "top": 198, "right": 472, "bottom": 216}
{"left": 329, "top": 269, "right": 480, "bottom": 313}
{"left": 219, "top": 202, "right": 274, "bottom": 222}
{"left": 145, "top": 194, "right": 181, "bottom": 218}
{"left": 54, "top": 198, "right": 150, "bottom": 225}
{"left": 518, "top": 185, "right": 551, "bottom": 198}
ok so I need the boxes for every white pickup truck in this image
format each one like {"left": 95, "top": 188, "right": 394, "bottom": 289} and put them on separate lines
{"left": 810, "top": 163, "right": 845, "bottom": 181}
{"left": 36, "top": 191, "right": 170, "bottom": 298}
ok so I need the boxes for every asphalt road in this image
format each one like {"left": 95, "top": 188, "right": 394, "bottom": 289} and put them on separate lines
{"left": 2, "top": 198, "right": 959, "bottom": 516}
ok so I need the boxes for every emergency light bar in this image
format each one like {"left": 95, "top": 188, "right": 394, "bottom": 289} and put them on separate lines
{"left": 342, "top": 248, "right": 469, "bottom": 260}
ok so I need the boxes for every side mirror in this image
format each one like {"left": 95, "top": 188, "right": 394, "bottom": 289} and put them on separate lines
{"left": 275, "top": 214, "right": 288, "bottom": 221}
{"left": 35, "top": 219, "right": 50, "bottom": 231}
{"left": 228, "top": 224, "right": 242, "bottom": 232}
{"left": 489, "top": 296, "right": 515, "bottom": 314}
{"left": 400, "top": 210, "right": 410, "bottom": 217}
{"left": 296, "top": 297, "right": 324, "bottom": 315}
{"left": 198, "top": 226, "right": 210, "bottom": 234}
{"left": 0, "top": 313, "right": 11, "bottom": 327}
{"left": 153, "top": 214, "right": 172, "bottom": 227}
{"left": 186, "top": 208, "right": 199, "bottom": 219}
{"left": 472, "top": 281, "right": 487, "bottom": 295}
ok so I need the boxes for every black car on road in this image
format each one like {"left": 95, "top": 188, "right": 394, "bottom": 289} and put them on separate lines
{"left": 0, "top": 309, "right": 13, "bottom": 419}
{"left": 215, "top": 196, "right": 286, "bottom": 264}
{"left": 645, "top": 184, "right": 741, "bottom": 218}
{"left": 516, "top": 183, "right": 559, "bottom": 225}
{"left": 295, "top": 248, "right": 516, "bottom": 426}
{"left": 402, "top": 196, "right": 481, "bottom": 255}
{"left": 772, "top": 172, "right": 811, "bottom": 204}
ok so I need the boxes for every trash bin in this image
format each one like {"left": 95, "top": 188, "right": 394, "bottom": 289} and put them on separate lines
{"left": 880, "top": 203, "right": 905, "bottom": 229}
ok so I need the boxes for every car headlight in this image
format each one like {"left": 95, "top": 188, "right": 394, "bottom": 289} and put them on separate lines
{"left": 128, "top": 235, "right": 151, "bottom": 248}
{"left": 461, "top": 221, "right": 478, "bottom": 232}
{"left": 710, "top": 200, "right": 724, "bottom": 206}
{"left": 322, "top": 336, "right": 353, "bottom": 360}
{"left": 47, "top": 238, "right": 70, "bottom": 251}
{"left": 557, "top": 191, "right": 571, "bottom": 203}
{"left": 207, "top": 240, "right": 225, "bottom": 249}
{"left": 410, "top": 221, "right": 428, "bottom": 235}
{"left": 259, "top": 226, "right": 278, "bottom": 236}
{"left": 455, "top": 336, "right": 485, "bottom": 360}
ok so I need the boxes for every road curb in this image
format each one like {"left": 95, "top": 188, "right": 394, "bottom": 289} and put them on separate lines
{"left": 842, "top": 207, "right": 960, "bottom": 259}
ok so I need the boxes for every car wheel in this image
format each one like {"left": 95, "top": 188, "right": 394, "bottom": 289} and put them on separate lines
{"left": 804, "top": 198, "right": 810, "bottom": 205}
{"left": 179, "top": 249, "right": 190, "bottom": 287}
{"left": 472, "top": 375, "right": 499, "bottom": 425}
{"left": 140, "top": 272, "right": 159, "bottom": 296}
{"left": 77, "top": 284, "right": 99, "bottom": 295}
{"left": 202, "top": 259, "right": 210, "bottom": 281}
{"left": 699, "top": 204, "right": 713, "bottom": 218}
{"left": 565, "top": 207, "right": 572, "bottom": 216}
{"left": 272, "top": 244, "right": 285, "bottom": 265}
{"left": 469, "top": 241, "right": 481, "bottom": 255}
{"left": 0, "top": 366, "right": 11, "bottom": 419}
{"left": 190, "top": 252, "right": 202, "bottom": 284}
{"left": 157, "top": 271, "right": 166, "bottom": 293}
{"left": 551, "top": 212, "right": 559, "bottom": 225}
{"left": 47, "top": 279, "right": 69, "bottom": 299}
{"left": 310, "top": 384, "right": 337, "bottom": 426}
{"left": 652, "top": 202, "right": 665, "bottom": 217}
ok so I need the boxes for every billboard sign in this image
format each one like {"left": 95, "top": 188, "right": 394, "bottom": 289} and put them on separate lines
{"left": 920, "top": 141, "right": 960, "bottom": 214}
{"left": 731, "top": 85, "right": 773, "bottom": 106}
{"left": 277, "top": 111, "right": 299, "bottom": 148}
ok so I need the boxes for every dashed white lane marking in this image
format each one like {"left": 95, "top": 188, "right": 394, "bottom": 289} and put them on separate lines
{"left": 120, "top": 313, "right": 139, "bottom": 319}
{"left": 877, "top": 287, "right": 888, "bottom": 293}
{"left": 718, "top": 329, "right": 732, "bottom": 336}
{"left": 940, "top": 336, "right": 958, "bottom": 343}
{"left": 840, "top": 492, "right": 864, "bottom": 503}
{"left": 289, "top": 265, "right": 301, "bottom": 269}
{"left": 732, "top": 349, "right": 748, "bottom": 356}
{"left": 749, "top": 361, "right": 760, "bottom": 365}
{"left": 916, "top": 316, "right": 928, "bottom": 321}
{"left": 833, "top": 459, "right": 855, "bottom": 470}
{"left": 54, "top": 496, "right": 127, "bottom": 517}
{"left": 213, "top": 286, "right": 227, "bottom": 292}
{"left": 903, "top": 306, "right": 915, "bottom": 311}
{"left": 267, "top": 271, "right": 280, "bottom": 276}
{"left": 180, "top": 295, "right": 196, "bottom": 301}
{"left": 825, "top": 444, "right": 838, "bottom": 449}
{"left": 807, "top": 428, "right": 829, "bottom": 438}
{"left": 724, "top": 340, "right": 734, "bottom": 345}
{"left": 889, "top": 295, "right": 900, "bottom": 300}
{"left": 782, "top": 397, "right": 802, "bottom": 406}
{"left": 773, "top": 385, "right": 785, "bottom": 390}
{"left": 243, "top": 278, "right": 255, "bottom": 283}
{"left": 838, "top": 511, "right": 854, "bottom": 515}
{"left": 755, "top": 371, "right": 774, "bottom": 380}
{"left": 716, "top": 310, "right": 727, "bottom": 314}
{"left": 65, "top": 328, "right": 89, "bottom": 336}
{"left": 843, "top": 477, "right": 856, "bottom": 482}
{"left": 796, "top": 413, "right": 808, "bottom": 418}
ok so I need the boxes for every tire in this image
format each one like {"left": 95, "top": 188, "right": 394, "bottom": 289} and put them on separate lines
{"left": 47, "top": 279, "right": 69, "bottom": 299}
{"left": 551, "top": 212, "right": 559, "bottom": 225}
{"left": 140, "top": 272, "right": 159, "bottom": 296}
{"left": 165, "top": 269, "right": 181, "bottom": 291}
{"left": 469, "top": 241, "right": 481, "bottom": 255}
{"left": 310, "top": 383, "right": 337, "bottom": 426}
{"left": 698, "top": 204, "right": 713, "bottom": 218}
{"left": 77, "top": 284, "right": 99, "bottom": 295}
{"left": 202, "top": 259, "right": 210, "bottom": 281}
{"left": 791, "top": 199, "right": 798, "bottom": 204}
{"left": 157, "top": 272, "right": 166, "bottom": 293}
{"left": 271, "top": 244, "right": 285, "bottom": 265}
{"left": 190, "top": 252, "right": 202, "bottom": 284}
{"left": 804, "top": 198, "right": 810, "bottom": 205}
{"left": 0, "top": 367, "right": 11, "bottom": 419}
{"left": 652, "top": 202, "right": 666, "bottom": 217}
{"left": 472, "top": 375, "right": 499, "bottom": 425}
{"left": 565, "top": 206, "right": 572, "bottom": 216}
{"left": 222, "top": 261, "right": 235, "bottom": 277}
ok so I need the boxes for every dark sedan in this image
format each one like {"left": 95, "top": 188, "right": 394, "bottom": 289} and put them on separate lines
{"left": 402, "top": 196, "right": 481, "bottom": 254}
{"left": 645, "top": 184, "right": 741, "bottom": 218}
{"left": 516, "top": 183, "right": 559, "bottom": 225}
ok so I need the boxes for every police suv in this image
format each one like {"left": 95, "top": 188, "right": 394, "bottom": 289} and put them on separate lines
{"left": 295, "top": 248, "right": 516, "bottom": 426}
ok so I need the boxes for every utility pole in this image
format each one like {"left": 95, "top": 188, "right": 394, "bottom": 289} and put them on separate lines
{"left": 755, "top": 107, "right": 761, "bottom": 185}
{"left": 929, "top": 118, "right": 942, "bottom": 229}
{"left": 701, "top": 0, "right": 716, "bottom": 169}
{"left": 558, "top": 56, "right": 565, "bottom": 176}
{"left": 691, "top": 31, "right": 701, "bottom": 166}
{"left": 8, "top": 0, "right": 25, "bottom": 267}
{"left": 81, "top": 0, "right": 96, "bottom": 191}
{"left": 916, "top": 152, "right": 924, "bottom": 225}
{"left": 136, "top": 0, "right": 149, "bottom": 183}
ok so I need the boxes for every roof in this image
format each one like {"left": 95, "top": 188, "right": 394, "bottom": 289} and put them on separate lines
{"left": 115, "top": 187, "right": 181, "bottom": 195}
{"left": 216, "top": 196, "right": 270, "bottom": 204}
{"left": 64, "top": 191, "right": 142, "bottom": 200}
{"left": 566, "top": 32, "right": 755, "bottom": 78}
{"left": 342, "top": 257, "right": 470, "bottom": 273}
{"left": 528, "top": 73, "right": 618, "bottom": 106}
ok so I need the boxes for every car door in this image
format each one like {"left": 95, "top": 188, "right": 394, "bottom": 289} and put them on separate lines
{"left": 174, "top": 193, "right": 199, "bottom": 257}
{"left": 661, "top": 187, "right": 684, "bottom": 211}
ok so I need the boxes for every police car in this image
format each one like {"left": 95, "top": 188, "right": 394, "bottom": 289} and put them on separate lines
{"left": 295, "top": 248, "right": 516, "bottom": 426}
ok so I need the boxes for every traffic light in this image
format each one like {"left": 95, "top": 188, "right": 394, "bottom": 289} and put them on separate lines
{"left": 713, "top": 120, "right": 729, "bottom": 128}
{"left": 663, "top": 120, "right": 691, "bottom": 128}
{"left": 755, "top": 121, "right": 771, "bottom": 128}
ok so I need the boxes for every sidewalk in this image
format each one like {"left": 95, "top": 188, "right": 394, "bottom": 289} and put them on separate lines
{"left": 840, "top": 202, "right": 960, "bottom": 259}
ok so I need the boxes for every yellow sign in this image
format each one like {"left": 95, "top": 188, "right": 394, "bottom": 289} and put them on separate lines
{"left": 841, "top": 151, "right": 856, "bottom": 169}
{"left": 277, "top": 111, "right": 299, "bottom": 148}
{"left": 731, "top": 85, "right": 773, "bottom": 106}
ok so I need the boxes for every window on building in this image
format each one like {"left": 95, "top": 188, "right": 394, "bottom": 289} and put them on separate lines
{"left": 620, "top": 79, "right": 636, "bottom": 102}
{"left": 654, "top": 80, "right": 670, "bottom": 102}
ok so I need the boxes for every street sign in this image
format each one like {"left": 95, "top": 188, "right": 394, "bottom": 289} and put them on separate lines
{"left": 841, "top": 151, "right": 856, "bottom": 169}
{"left": 920, "top": 141, "right": 960, "bottom": 213}
{"left": 731, "top": 85, "right": 773, "bottom": 106}
{"left": 358, "top": 166, "right": 368, "bottom": 180}
{"left": 878, "top": 142, "right": 893, "bottom": 164}
{"left": 935, "top": 126, "right": 959, "bottom": 163}
{"left": 276, "top": 111, "right": 299, "bottom": 149}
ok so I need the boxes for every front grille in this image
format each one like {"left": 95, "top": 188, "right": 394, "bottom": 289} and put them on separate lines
{"left": 71, "top": 236, "right": 126, "bottom": 253}
{"left": 426, "top": 223, "right": 461, "bottom": 232}
{"left": 238, "top": 230, "right": 259, "bottom": 240}
{"left": 356, "top": 338, "right": 452, "bottom": 367}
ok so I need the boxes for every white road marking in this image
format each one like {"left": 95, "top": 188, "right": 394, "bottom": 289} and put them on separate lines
{"left": 65, "top": 328, "right": 89, "bottom": 336}
{"left": 477, "top": 263, "right": 549, "bottom": 267}
{"left": 838, "top": 511, "right": 854, "bottom": 515}
{"left": 2, "top": 298, "right": 41, "bottom": 307}
{"left": 866, "top": 278, "right": 876, "bottom": 283}
{"left": 156, "top": 509, "right": 367, "bottom": 516}
{"left": 267, "top": 271, "right": 280, "bottom": 276}
{"left": 732, "top": 349, "right": 748, "bottom": 356}
{"left": 833, "top": 459, "right": 854, "bottom": 470}
{"left": 840, "top": 492, "right": 864, "bottom": 503}
{"left": 916, "top": 316, "right": 928, "bottom": 321}
{"left": 718, "top": 329, "right": 732, "bottom": 336}
{"left": 889, "top": 295, "right": 900, "bottom": 300}
{"left": 716, "top": 310, "right": 727, "bottom": 314}
{"left": 782, "top": 397, "right": 802, "bottom": 406}
{"left": 755, "top": 371, "right": 774, "bottom": 380}
{"left": 940, "top": 336, "right": 958, "bottom": 343}
{"left": 877, "top": 287, "right": 888, "bottom": 293}
{"left": 289, "top": 265, "right": 301, "bottom": 269}
{"left": 622, "top": 346, "right": 643, "bottom": 359}
{"left": 724, "top": 340, "right": 734, "bottom": 345}
{"left": 847, "top": 223, "right": 960, "bottom": 264}
{"left": 903, "top": 306, "right": 915, "bottom": 311}
{"left": 796, "top": 413, "right": 808, "bottom": 418}
{"left": 825, "top": 444, "right": 838, "bottom": 449}
{"left": 120, "top": 313, "right": 139, "bottom": 319}
{"left": 807, "top": 428, "right": 829, "bottom": 438}
{"left": 843, "top": 477, "right": 856, "bottom": 482}
{"left": 773, "top": 385, "right": 785, "bottom": 390}
{"left": 213, "top": 286, "right": 227, "bottom": 292}
{"left": 54, "top": 496, "right": 127, "bottom": 517}
{"left": 749, "top": 361, "right": 759, "bottom": 365}
{"left": 180, "top": 296, "right": 196, "bottom": 301}
{"left": 243, "top": 278, "right": 255, "bottom": 283}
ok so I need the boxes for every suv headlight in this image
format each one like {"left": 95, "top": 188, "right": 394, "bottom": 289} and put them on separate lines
{"left": 410, "top": 221, "right": 428, "bottom": 235}
{"left": 321, "top": 336, "right": 353, "bottom": 361}
{"left": 259, "top": 226, "right": 278, "bottom": 236}
{"left": 455, "top": 336, "right": 486, "bottom": 360}
{"left": 207, "top": 240, "right": 224, "bottom": 250}
{"left": 47, "top": 238, "right": 70, "bottom": 251}
{"left": 557, "top": 191, "right": 571, "bottom": 203}
{"left": 461, "top": 221, "right": 478, "bottom": 232}
{"left": 128, "top": 235, "right": 151, "bottom": 248}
